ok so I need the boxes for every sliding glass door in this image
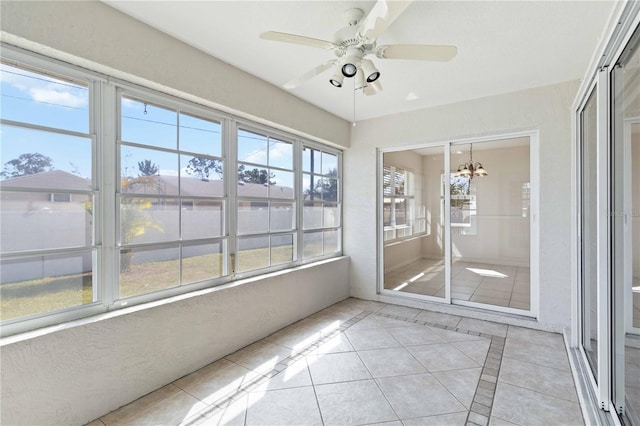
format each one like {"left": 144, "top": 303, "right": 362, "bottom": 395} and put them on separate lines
{"left": 379, "top": 134, "right": 537, "bottom": 317}
{"left": 449, "top": 139, "right": 531, "bottom": 312}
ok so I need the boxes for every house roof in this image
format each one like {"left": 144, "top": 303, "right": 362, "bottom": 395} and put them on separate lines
{"left": 0, "top": 170, "right": 91, "bottom": 191}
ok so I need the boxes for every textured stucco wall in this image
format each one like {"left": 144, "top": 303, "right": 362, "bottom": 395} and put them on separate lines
{"left": 0, "top": 257, "right": 350, "bottom": 425}
{"left": 344, "top": 80, "right": 579, "bottom": 330}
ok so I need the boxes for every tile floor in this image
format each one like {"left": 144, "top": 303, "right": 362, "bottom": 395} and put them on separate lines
{"left": 384, "top": 259, "right": 530, "bottom": 310}
{"left": 87, "top": 298, "right": 583, "bottom": 426}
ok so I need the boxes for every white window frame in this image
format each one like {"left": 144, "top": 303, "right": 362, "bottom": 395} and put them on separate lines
{"left": 0, "top": 44, "right": 343, "bottom": 337}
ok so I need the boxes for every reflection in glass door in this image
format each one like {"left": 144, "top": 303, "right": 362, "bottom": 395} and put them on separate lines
{"left": 382, "top": 146, "right": 446, "bottom": 300}
{"left": 612, "top": 24, "right": 640, "bottom": 424}
{"left": 449, "top": 139, "right": 531, "bottom": 312}
{"left": 579, "top": 86, "right": 599, "bottom": 379}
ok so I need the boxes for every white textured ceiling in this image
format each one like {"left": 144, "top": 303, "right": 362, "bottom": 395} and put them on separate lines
{"left": 104, "top": 0, "right": 616, "bottom": 122}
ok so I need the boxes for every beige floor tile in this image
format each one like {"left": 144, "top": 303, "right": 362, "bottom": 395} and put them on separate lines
{"left": 307, "top": 351, "right": 371, "bottom": 384}
{"left": 253, "top": 357, "right": 312, "bottom": 392}
{"left": 197, "top": 395, "right": 248, "bottom": 426}
{"left": 457, "top": 318, "right": 508, "bottom": 337}
{"left": 492, "top": 382, "right": 584, "bottom": 426}
{"left": 246, "top": 386, "right": 322, "bottom": 426}
{"left": 407, "top": 343, "right": 480, "bottom": 372}
{"left": 509, "top": 301, "right": 530, "bottom": 310}
{"left": 358, "top": 347, "right": 427, "bottom": 378}
{"left": 315, "top": 379, "right": 398, "bottom": 425}
{"left": 386, "top": 325, "right": 445, "bottom": 346}
{"left": 174, "top": 360, "right": 260, "bottom": 405}
{"left": 503, "top": 337, "right": 571, "bottom": 371}
{"left": 488, "top": 416, "right": 519, "bottom": 425}
{"left": 103, "top": 384, "right": 208, "bottom": 426}
{"left": 379, "top": 304, "right": 422, "bottom": 319}
{"left": 470, "top": 295, "right": 510, "bottom": 307}
{"left": 264, "top": 324, "right": 322, "bottom": 351}
{"left": 231, "top": 342, "right": 293, "bottom": 374}
{"left": 452, "top": 339, "right": 491, "bottom": 364}
{"left": 401, "top": 412, "right": 468, "bottom": 425}
{"left": 85, "top": 420, "right": 106, "bottom": 426}
{"left": 415, "top": 310, "right": 462, "bottom": 328}
{"left": 308, "top": 332, "right": 355, "bottom": 355}
{"left": 499, "top": 357, "right": 578, "bottom": 402}
{"left": 428, "top": 326, "right": 488, "bottom": 343}
{"left": 376, "top": 373, "right": 467, "bottom": 419}
{"left": 507, "top": 326, "right": 564, "bottom": 349}
{"left": 345, "top": 327, "right": 402, "bottom": 350}
{"left": 432, "top": 367, "right": 482, "bottom": 409}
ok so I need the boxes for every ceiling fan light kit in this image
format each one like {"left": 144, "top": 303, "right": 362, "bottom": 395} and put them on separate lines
{"left": 259, "top": 0, "right": 457, "bottom": 96}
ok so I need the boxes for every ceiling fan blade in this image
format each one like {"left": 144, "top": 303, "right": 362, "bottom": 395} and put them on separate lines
{"left": 376, "top": 44, "right": 458, "bottom": 61}
{"left": 283, "top": 60, "right": 337, "bottom": 89}
{"left": 357, "top": 0, "right": 413, "bottom": 41}
{"left": 363, "top": 80, "right": 383, "bottom": 96}
{"left": 260, "top": 31, "right": 336, "bottom": 50}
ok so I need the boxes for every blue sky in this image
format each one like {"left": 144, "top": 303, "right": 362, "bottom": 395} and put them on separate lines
{"left": 1, "top": 63, "right": 337, "bottom": 190}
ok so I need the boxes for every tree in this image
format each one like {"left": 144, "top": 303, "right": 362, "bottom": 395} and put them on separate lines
{"left": 306, "top": 168, "right": 338, "bottom": 201}
{"left": 1, "top": 153, "right": 53, "bottom": 178}
{"left": 237, "top": 164, "right": 276, "bottom": 185}
{"left": 137, "top": 159, "right": 158, "bottom": 176}
{"left": 185, "top": 157, "right": 222, "bottom": 179}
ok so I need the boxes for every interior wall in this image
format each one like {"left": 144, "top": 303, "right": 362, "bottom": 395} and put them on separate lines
{"left": 345, "top": 80, "right": 579, "bottom": 329}
{"left": 0, "top": 0, "right": 350, "bottom": 148}
{"left": 0, "top": 2, "right": 352, "bottom": 425}
{"left": 0, "top": 258, "right": 350, "bottom": 425}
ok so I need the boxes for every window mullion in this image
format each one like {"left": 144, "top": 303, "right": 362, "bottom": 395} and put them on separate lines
{"left": 101, "top": 81, "right": 118, "bottom": 306}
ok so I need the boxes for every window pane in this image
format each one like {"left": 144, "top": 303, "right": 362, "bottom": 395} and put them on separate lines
{"left": 181, "top": 199, "right": 224, "bottom": 239}
{"left": 182, "top": 242, "right": 224, "bottom": 284}
{"left": 1, "top": 251, "right": 93, "bottom": 321}
{"left": 303, "top": 201, "right": 322, "bottom": 230}
{"left": 324, "top": 229, "right": 339, "bottom": 254}
{"left": 270, "top": 169, "right": 294, "bottom": 199}
{"left": 322, "top": 152, "right": 338, "bottom": 175}
{"left": 320, "top": 178, "right": 338, "bottom": 202}
{"left": 238, "top": 236, "right": 269, "bottom": 272}
{"left": 121, "top": 146, "right": 179, "bottom": 196}
{"left": 238, "top": 129, "right": 268, "bottom": 165}
{"left": 303, "top": 147, "right": 321, "bottom": 174}
{"left": 181, "top": 155, "right": 224, "bottom": 184}
{"left": 324, "top": 203, "right": 340, "bottom": 228}
{"left": 120, "top": 197, "right": 179, "bottom": 244}
{"left": 0, "top": 125, "right": 92, "bottom": 184}
{"left": 271, "top": 234, "right": 293, "bottom": 265}
{"left": 120, "top": 246, "right": 180, "bottom": 298}
{"left": 1, "top": 192, "right": 92, "bottom": 253}
{"left": 237, "top": 201, "right": 268, "bottom": 235}
{"left": 303, "top": 231, "right": 323, "bottom": 259}
{"left": 270, "top": 202, "right": 294, "bottom": 232}
{"left": 179, "top": 113, "right": 221, "bottom": 157}
{"left": 303, "top": 173, "right": 321, "bottom": 201}
{"left": 121, "top": 96, "right": 177, "bottom": 149}
{"left": 237, "top": 163, "right": 272, "bottom": 190}
{"left": 269, "top": 139, "right": 293, "bottom": 170}
{"left": 0, "top": 63, "right": 89, "bottom": 134}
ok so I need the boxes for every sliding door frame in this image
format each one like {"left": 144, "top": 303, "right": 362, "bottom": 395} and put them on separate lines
{"left": 378, "top": 130, "right": 539, "bottom": 319}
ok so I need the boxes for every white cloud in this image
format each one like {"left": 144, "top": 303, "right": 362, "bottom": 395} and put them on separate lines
{"left": 29, "top": 87, "right": 87, "bottom": 108}
{"left": 1, "top": 63, "right": 88, "bottom": 109}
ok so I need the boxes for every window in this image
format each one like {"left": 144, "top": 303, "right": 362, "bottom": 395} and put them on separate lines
{"left": 236, "top": 128, "right": 295, "bottom": 272}
{"left": 448, "top": 174, "right": 476, "bottom": 228}
{"left": 383, "top": 165, "right": 424, "bottom": 241}
{"left": 302, "top": 146, "right": 341, "bottom": 258}
{"left": 0, "top": 60, "right": 97, "bottom": 323}
{"left": 0, "top": 47, "right": 342, "bottom": 336}
{"left": 118, "top": 93, "right": 227, "bottom": 299}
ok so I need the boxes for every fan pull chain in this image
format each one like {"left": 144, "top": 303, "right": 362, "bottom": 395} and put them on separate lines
{"left": 352, "top": 78, "right": 356, "bottom": 127}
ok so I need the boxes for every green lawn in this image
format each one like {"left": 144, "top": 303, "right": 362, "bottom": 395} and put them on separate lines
{"left": 1, "top": 245, "right": 300, "bottom": 321}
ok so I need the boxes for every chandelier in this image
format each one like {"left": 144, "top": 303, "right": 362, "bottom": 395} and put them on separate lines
{"left": 455, "top": 144, "right": 488, "bottom": 179}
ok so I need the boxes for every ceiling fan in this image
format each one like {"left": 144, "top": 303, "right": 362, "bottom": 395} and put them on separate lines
{"left": 260, "top": 0, "right": 457, "bottom": 96}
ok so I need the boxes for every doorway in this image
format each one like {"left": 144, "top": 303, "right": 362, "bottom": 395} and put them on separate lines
{"left": 380, "top": 133, "right": 538, "bottom": 317}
